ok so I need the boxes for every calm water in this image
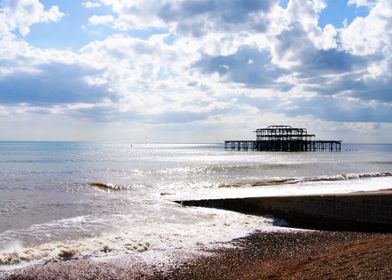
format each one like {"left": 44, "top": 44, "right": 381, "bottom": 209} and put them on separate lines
{"left": 0, "top": 142, "right": 391, "bottom": 269}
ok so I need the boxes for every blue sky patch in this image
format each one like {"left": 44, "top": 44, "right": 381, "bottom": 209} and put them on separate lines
{"left": 318, "top": 0, "right": 370, "bottom": 28}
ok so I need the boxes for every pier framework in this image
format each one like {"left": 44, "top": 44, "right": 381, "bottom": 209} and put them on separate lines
{"left": 224, "top": 125, "right": 341, "bottom": 152}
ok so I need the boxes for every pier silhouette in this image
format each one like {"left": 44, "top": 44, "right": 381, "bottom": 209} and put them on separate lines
{"left": 224, "top": 125, "right": 341, "bottom": 152}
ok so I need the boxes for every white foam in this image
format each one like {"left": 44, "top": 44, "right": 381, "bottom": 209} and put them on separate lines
{"left": 168, "top": 174, "right": 392, "bottom": 201}
{"left": 0, "top": 205, "right": 294, "bottom": 271}
{"left": 3, "top": 240, "right": 23, "bottom": 253}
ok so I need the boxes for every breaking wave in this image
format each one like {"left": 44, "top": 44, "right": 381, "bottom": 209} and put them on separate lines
{"left": 88, "top": 182, "right": 149, "bottom": 191}
{"left": 219, "top": 172, "right": 392, "bottom": 188}
{"left": 89, "top": 171, "right": 392, "bottom": 192}
{"left": 0, "top": 208, "right": 287, "bottom": 271}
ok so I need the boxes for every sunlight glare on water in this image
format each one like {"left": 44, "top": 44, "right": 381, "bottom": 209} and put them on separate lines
{"left": 0, "top": 142, "right": 391, "bottom": 269}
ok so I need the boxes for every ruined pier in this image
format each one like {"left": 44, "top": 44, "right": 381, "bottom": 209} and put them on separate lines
{"left": 224, "top": 125, "right": 341, "bottom": 152}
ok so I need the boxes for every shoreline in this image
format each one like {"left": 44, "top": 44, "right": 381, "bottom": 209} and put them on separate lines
{"left": 2, "top": 230, "right": 391, "bottom": 280}
{"left": 162, "top": 231, "right": 392, "bottom": 279}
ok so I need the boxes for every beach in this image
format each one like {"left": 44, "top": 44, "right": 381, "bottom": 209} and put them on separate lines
{"left": 1, "top": 142, "right": 392, "bottom": 278}
{"left": 3, "top": 231, "right": 392, "bottom": 279}
{"left": 167, "top": 231, "right": 392, "bottom": 280}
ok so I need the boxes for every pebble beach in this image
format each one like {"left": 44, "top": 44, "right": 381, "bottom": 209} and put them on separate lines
{"left": 3, "top": 231, "right": 391, "bottom": 280}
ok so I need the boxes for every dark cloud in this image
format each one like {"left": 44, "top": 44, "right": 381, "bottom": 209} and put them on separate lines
{"left": 301, "top": 48, "right": 366, "bottom": 73}
{"left": 236, "top": 94, "right": 283, "bottom": 110}
{"left": 233, "top": 92, "right": 392, "bottom": 123}
{"left": 286, "top": 95, "right": 392, "bottom": 122}
{"left": 69, "top": 106, "right": 139, "bottom": 122}
{"left": 274, "top": 23, "right": 366, "bottom": 75}
{"left": 194, "top": 46, "right": 291, "bottom": 89}
{"left": 158, "top": 0, "right": 277, "bottom": 36}
{"left": 70, "top": 103, "right": 229, "bottom": 124}
{"left": 0, "top": 62, "right": 111, "bottom": 105}
{"left": 303, "top": 69, "right": 392, "bottom": 102}
{"left": 303, "top": 78, "right": 363, "bottom": 95}
{"left": 355, "top": 78, "right": 392, "bottom": 102}
{"left": 272, "top": 22, "right": 392, "bottom": 105}
{"left": 146, "top": 110, "right": 214, "bottom": 123}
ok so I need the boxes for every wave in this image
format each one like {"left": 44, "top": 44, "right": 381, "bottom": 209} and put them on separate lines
{"left": 368, "top": 161, "right": 392, "bottom": 165}
{"left": 88, "top": 182, "right": 149, "bottom": 191}
{"left": 0, "top": 208, "right": 285, "bottom": 271}
{"left": 89, "top": 182, "right": 128, "bottom": 191}
{"left": 219, "top": 171, "right": 392, "bottom": 188}
{"left": 89, "top": 171, "right": 392, "bottom": 192}
{"left": 150, "top": 163, "right": 304, "bottom": 177}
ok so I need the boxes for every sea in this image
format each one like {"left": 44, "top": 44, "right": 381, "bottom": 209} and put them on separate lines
{"left": 0, "top": 141, "right": 391, "bottom": 270}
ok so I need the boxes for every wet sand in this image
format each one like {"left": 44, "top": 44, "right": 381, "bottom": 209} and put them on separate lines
{"left": 2, "top": 231, "right": 392, "bottom": 280}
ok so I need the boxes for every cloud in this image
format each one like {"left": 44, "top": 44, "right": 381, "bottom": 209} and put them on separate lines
{"left": 93, "top": 0, "right": 277, "bottom": 35}
{"left": 88, "top": 15, "right": 114, "bottom": 25}
{"left": 271, "top": 22, "right": 366, "bottom": 74}
{"left": 78, "top": 33, "right": 185, "bottom": 93}
{"left": 286, "top": 95, "right": 392, "bottom": 123}
{"left": 194, "top": 46, "right": 290, "bottom": 89}
{"left": 306, "top": 49, "right": 365, "bottom": 73}
{"left": 285, "top": 0, "right": 326, "bottom": 30}
{"left": 66, "top": 100, "right": 229, "bottom": 124}
{"left": 0, "top": 62, "right": 111, "bottom": 105}
{"left": 157, "top": 0, "right": 276, "bottom": 36}
{"left": 304, "top": 72, "right": 392, "bottom": 102}
{"left": 0, "top": 0, "right": 64, "bottom": 36}
{"left": 82, "top": 1, "right": 102, "bottom": 9}
{"left": 265, "top": 1, "right": 391, "bottom": 106}
{"left": 347, "top": 0, "right": 376, "bottom": 8}
{"left": 340, "top": 0, "right": 392, "bottom": 56}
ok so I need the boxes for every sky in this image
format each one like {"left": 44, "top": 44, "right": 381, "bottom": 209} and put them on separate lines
{"left": 0, "top": 0, "right": 391, "bottom": 143}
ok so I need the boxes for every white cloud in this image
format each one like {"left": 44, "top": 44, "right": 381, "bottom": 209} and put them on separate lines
{"left": 93, "top": 0, "right": 165, "bottom": 30}
{"left": 285, "top": 0, "right": 326, "bottom": 31}
{"left": 340, "top": 0, "right": 392, "bottom": 56}
{"left": 0, "top": 0, "right": 64, "bottom": 37}
{"left": 88, "top": 15, "right": 114, "bottom": 25}
{"left": 93, "top": 0, "right": 279, "bottom": 34}
{"left": 82, "top": 1, "right": 102, "bottom": 9}
{"left": 347, "top": 0, "right": 376, "bottom": 8}
{"left": 77, "top": 33, "right": 218, "bottom": 118}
